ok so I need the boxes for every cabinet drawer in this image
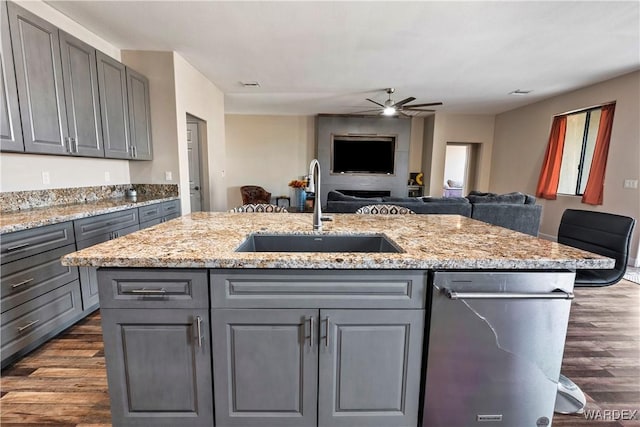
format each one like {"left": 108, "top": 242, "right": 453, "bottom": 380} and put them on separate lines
{"left": 1, "top": 222, "right": 75, "bottom": 264}
{"left": 210, "top": 270, "right": 427, "bottom": 309}
{"left": 139, "top": 217, "right": 162, "bottom": 230}
{"left": 162, "top": 200, "right": 180, "bottom": 216}
{"left": 98, "top": 269, "right": 208, "bottom": 309}
{"left": 1, "top": 244, "right": 79, "bottom": 313}
{"left": 73, "top": 208, "right": 138, "bottom": 242}
{"left": 1, "top": 280, "right": 83, "bottom": 362}
{"left": 76, "top": 223, "right": 140, "bottom": 250}
{"left": 138, "top": 203, "right": 163, "bottom": 222}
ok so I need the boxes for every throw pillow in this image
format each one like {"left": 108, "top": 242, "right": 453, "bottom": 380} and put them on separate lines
{"left": 327, "top": 190, "right": 382, "bottom": 202}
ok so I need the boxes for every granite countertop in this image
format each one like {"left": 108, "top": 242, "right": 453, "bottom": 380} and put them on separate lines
{"left": 61, "top": 212, "right": 613, "bottom": 270}
{"left": 0, "top": 196, "right": 180, "bottom": 234}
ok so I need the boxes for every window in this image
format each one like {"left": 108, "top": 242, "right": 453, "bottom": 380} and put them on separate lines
{"left": 557, "top": 107, "right": 603, "bottom": 196}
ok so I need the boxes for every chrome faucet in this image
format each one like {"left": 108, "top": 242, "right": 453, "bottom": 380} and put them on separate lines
{"left": 308, "top": 159, "right": 322, "bottom": 231}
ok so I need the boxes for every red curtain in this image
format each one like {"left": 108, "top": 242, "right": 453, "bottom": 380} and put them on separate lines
{"left": 536, "top": 116, "right": 567, "bottom": 200}
{"left": 582, "top": 104, "right": 616, "bottom": 205}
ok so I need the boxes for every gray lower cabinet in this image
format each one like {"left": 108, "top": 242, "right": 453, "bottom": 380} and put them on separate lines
{"left": 101, "top": 308, "right": 213, "bottom": 427}
{"left": 126, "top": 67, "right": 153, "bottom": 160}
{"left": 1, "top": 1, "right": 23, "bottom": 152}
{"left": 212, "top": 309, "right": 319, "bottom": 427}
{"left": 74, "top": 208, "right": 140, "bottom": 311}
{"left": 317, "top": 309, "right": 424, "bottom": 427}
{"left": 210, "top": 270, "right": 426, "bottom": 427}
{"left": 0, "top": 221, "right": 82, "bottom": 367}
{"left": 97, "top": 51, "right": 130, "bottom": 159}
{"left": 7, "top": 2, "right": 69, "bottom": 155}
{"left": 139, "top": 200, "right": 182, "bottom": 229}
{"left": 98, "top": 268, "right": 213, "bottom": 426}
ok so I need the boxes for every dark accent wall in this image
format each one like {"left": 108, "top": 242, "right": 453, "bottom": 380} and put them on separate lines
{"left": 316, "top": 115, "right": 411, "bottom": 205}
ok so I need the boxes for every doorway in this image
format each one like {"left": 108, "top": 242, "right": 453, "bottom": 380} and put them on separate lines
{"left": 186, "top": 114, "right": 205, "bottom": 212}
{"left": 443, "top": 143, "right": 479, "bottom": 197}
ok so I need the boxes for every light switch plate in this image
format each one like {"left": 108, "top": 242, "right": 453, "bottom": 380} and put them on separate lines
{"left": 165, "top": 171, "right": 172, "bottom": 181}
{"left": 104, "top": 171, "right": 111, "bottom": 182}
{"left": 42, "top": 171, "right": 50, "bottom": 185}
{"left": 623, "top": 179, "right": 638, "bottom": 189}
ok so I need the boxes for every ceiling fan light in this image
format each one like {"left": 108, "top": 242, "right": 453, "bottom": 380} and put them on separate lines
{"left": 383, "top": 107, "right": 396, "bottom": 116}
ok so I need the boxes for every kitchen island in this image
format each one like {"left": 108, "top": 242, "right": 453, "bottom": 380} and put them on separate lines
{"left": 62, "top": 212, "right": 611, "bottom": 427}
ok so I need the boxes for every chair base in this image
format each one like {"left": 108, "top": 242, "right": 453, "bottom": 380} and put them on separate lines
{"left": 555, "top": 374, "right": 586, "bottom": 414}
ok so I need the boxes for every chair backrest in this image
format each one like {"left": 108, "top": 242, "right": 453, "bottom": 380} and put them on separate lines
{"left": 558, "top": 209, "right": 635, "bottom": 286}
{"left": 230, "top": 204, "right": 287, "bottom": 213}
{"left": 241, "top": 186, "right": 272, "bottom": 205}
{"left": 355, "top": 204, "right": 415, "bottom": 215}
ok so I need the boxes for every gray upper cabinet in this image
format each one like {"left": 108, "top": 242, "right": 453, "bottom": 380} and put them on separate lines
{"left": 59, "top": 31, "right": 104, "bottom": 157}
{"left": 8, "top": 2, "right": 69, "bottom": 155}
{"left": 1, "top": 1, "right": 23, "bottom": 152}
{"left": 212, "top": 308, "right": 318, "bottom": 427}
{"left": 317, "top": 309, "right": 424, "bottom": 427}
{"left": 126, "top": 67, "right": 152, "bottom": 160}
{"left": 96, "top": 51, "right": 130, "bottom": 159}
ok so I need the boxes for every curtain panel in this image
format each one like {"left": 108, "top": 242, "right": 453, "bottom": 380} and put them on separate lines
{"left": 582, "top": 104, "right": 616, "bottom": 205}
{"left": 536, "top": 116, "right": 567, "bottom": 200}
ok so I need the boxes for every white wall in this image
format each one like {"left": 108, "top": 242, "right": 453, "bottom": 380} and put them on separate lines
{"left": 225, "top": 115, "right": 315, "bottom": 209}
{"left": 0, "top": 0, "right": 128, "bottom": 192}
{"left": 121, "top": 51, "right": 179, "bottom": 186}
{"left": 423, "top": 113, "right": 495, "bottom": 196}
{"left": 173, "top": 52, "right": 226, "bottom": 213}
{"left": 491, "top": 71, "right": 640, "bottom": 264}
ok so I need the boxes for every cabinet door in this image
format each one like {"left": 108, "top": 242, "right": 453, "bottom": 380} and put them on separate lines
{"left": 101, "top": 308, "right": 213, "bottom": 427}
{"left": 7, "top": 2, "right": 69, "bottom": 155}
{"left": 212, "top": 308, "right": 318, "bottom": 427}
{"left": 126, "top": 67, "right": 152, "bottom": 160}
{"left": 59, "top": 31, "right": 104, "bottom": 157}
{"left": 318, "top": 309, "right": 424, "bottom": 427}
{"left": 96, "top": 51, "right": 130, "bottom": 159}
{"left": 0, "top": 1, "right": 23, "bottom": 152}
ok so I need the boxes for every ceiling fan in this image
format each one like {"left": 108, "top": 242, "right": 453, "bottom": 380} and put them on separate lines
{"left": 361, "top": 88, "right": 443, "bottom": 117}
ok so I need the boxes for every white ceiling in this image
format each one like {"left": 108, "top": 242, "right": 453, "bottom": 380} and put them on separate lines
{"left": 47, "top": 1, "right": 640, "bottom": 116}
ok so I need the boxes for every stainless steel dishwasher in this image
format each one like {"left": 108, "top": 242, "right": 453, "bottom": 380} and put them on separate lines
{"left": 423, "top": 271, "right": 575, "bottom": 427}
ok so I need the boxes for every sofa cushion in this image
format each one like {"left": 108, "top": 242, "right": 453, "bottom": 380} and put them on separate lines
{"left": 467, "top": 192, "right": 526, "bottom": 204}
{"left": 422, "top": 196, "right": 469, "bottom": 203}
{"left": 524, "top": 194, "right": 537, "bottom": 205}
{"left": 467, "top": 190, "right": 497, "bottom": 197}
{"left": 383, "top": 196, "right": 421, "bottom": 203}
{"left": 327, "top": 190, "right": 382, "bottom": 202}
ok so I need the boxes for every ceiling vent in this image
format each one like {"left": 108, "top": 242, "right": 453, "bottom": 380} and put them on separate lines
{"left": 509, "top": 89, "right": 532, "bottom": 95}
{"left": 240, "top": 81, "right": 260, "bottom": 87}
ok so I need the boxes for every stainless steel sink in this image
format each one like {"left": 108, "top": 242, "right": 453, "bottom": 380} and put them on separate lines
{"left": 235, "top": 233, "right": 404, "bottom": 253}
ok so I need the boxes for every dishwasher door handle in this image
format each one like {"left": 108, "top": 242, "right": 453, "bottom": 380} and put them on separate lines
{"left": 444, "top": 288, "right": 574, "bottom": 300}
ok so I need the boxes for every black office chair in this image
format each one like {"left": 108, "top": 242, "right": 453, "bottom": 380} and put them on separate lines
{"left": 555, "top": 209, "right": 635, "bottom": 414}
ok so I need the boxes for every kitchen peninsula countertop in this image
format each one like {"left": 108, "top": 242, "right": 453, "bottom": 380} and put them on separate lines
{"left": 0, "top": 195, "right": 179, "bottom": 234}
{"left": 61, "top": 212, "right": 612, "bottom": 270}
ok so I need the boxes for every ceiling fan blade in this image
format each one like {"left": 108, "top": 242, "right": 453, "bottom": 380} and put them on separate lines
{"left": 393, "top": 97, "right": 416, "bottom": 108}
{"left": 350, "top": 109, "right": 383, "bottom": 114}
{"left": 366, "top": 98, "right": 385, "bottom": 107}
{"left": 404, "top": 108, "right": 436, "bottom": 112}
{"left": 404, "top": 102, "right": 443, "bottom": 108}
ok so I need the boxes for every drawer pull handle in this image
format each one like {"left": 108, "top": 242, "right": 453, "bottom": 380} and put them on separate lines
{"left": 124, "top": 288, "right": 167, "bottom": 294}
{"left": 18, "top": 319, "right": 39, "bottom": 332}
{"left": 145, "top": 211, "right": 156, "bottom": 216}
{"left": 11, "top": 278, "right": 35, "bottom": 288}
{"left": 195, "top": 316, "right": 203, "bottom": 347}
{"left": 6, "top": 243, "right": 30, "bottom": 252}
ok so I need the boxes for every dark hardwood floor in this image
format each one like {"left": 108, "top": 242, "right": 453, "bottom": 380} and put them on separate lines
{"left": 1, "top": 280, "right": 638, "bottom": 426}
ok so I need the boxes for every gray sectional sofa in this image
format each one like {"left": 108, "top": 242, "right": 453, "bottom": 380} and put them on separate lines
{"left": 325, "top": 190, "right": 542, "bottom": 236}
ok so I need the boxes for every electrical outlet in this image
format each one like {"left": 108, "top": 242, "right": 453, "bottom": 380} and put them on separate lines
{"left": 104, "top": 171, "right": 111, "bottom": 182}
{"left": 42, "top": 171, "right": 50, "bottom": 185}
{"left": 165, "top": 171, "right": 172, "bottom": 181}
{"left": 623, "top": 179, "right": 638, "bottom": 189}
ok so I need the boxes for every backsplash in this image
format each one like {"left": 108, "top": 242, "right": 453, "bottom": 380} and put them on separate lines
{"left": 0, "top": 184, "right": 179, "bottom": 212}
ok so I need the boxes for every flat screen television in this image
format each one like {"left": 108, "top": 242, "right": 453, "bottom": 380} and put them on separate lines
{"left": 331, "top": 135, "right": 396, "bottom": 174}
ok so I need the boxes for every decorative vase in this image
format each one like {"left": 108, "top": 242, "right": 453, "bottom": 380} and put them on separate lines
{"left": 295, "top": 189, "right": 307, "bottom": 211}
